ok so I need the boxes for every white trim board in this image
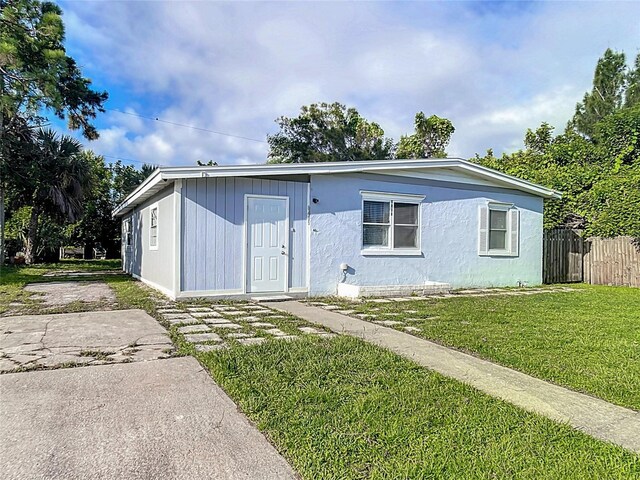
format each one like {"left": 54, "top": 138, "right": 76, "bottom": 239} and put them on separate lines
{"left": 131, "top": 273, "right": 176, "bottom": 300}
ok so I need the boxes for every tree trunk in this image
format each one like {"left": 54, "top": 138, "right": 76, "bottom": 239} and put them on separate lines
{"left": 24, "top": 206, "right": 40, "bottom": 265}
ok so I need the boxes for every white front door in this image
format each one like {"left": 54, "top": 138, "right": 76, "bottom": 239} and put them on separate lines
{"left": 246, "top": 196, "right": 288, "bottom": 293}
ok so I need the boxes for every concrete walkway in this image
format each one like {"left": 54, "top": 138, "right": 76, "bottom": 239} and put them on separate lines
{"left": 275, "top": 301, "right": 640, "bottom": 454}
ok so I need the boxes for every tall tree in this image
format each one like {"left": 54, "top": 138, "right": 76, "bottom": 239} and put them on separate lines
{"left": 267, "top": 102, "right": 393, "bottom": 163}
{"left": 0, "top": 0, "right": 107, "bottom": 260}
{"left": 396, "top": 112, "right": 455, "bottom": 159}
{"left": 571, "top": 49, "right": 627, "bottom": 138}
{"left": 12, "top": 129, "right": 92, "bottom": 263}
{"left": 625, "top": 53, "right": 640, "bottom": 109}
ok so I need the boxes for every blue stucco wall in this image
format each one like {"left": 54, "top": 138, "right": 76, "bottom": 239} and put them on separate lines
{"left": 308, "top": 173, "right": 544, "bottom": 296}
{"left": 181, "top": 177, "right": 309, "bottom": 293}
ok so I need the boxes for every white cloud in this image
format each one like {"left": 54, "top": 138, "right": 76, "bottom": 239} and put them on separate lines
{"left": 59, "top": 1, "right": 640, "bottom": 166}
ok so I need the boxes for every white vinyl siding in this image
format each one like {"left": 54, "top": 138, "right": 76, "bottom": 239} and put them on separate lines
{"left": 478, "top": 203, "right": 519, "bottom": 256}
{"left": 361, "top": 191, "right": 424, "bottom": 255}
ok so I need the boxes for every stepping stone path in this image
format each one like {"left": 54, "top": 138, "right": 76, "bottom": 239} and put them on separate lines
{"left": 304, "top": 286, "right": 579, "bottom": 338}
{"left": 154, "top": 300, "right": 339, "bottom": 351}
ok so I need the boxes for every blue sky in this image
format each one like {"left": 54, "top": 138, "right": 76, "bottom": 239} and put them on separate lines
{"left": 56, "top": 1, "right": 640, "bottom": 167}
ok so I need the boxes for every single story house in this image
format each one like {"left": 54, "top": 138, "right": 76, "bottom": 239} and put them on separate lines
{"left": 113, "top": 158, "right": 561, "bottom": 300}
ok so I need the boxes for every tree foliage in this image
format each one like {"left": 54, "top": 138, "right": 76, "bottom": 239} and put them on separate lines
{"left": 0, "top": 0, "right": 108, "bottom": 139}
{"left": 572, "top": 49, "right": 640, "bottom": 138}
{"left": 396, "top": 112, "right": 455, "bottom": 159}
{"left": 267, "top": 102, "right": 394, "bottom": 163}
{"left": 473, "top": 49, "right": 640, "bottom": 239}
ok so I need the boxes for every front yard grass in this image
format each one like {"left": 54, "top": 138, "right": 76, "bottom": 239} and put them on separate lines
{"left": 324, "top": 284, "right": 640, "bottom": 411}
{"left": 199, "top": 336, "right": 640, "bottom": 479}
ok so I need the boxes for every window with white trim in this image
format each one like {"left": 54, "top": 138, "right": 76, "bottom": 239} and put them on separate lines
{"left": 361, "top": 191, "right": 424, "bottom": 254}
{"left": 149, "top": 205, "right": 158, "bottom": 249}
{"left": 478, "top": 203, "right": 519, "bottom": 256}
{"left": 123, "top": 217, "right": 133, "bottom": 251}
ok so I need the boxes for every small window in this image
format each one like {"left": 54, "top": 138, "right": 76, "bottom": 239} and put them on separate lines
{"left": 149, "top": 205, "right": 158, "bottom": 250}
{"left": 123, "top": 218, "right": 133, "bottom": 251}
{"left": 489, "top": 209, "right": 507, "bottom": 250}
{"left": 361, "top": 192, "right": 423, "bottom": 254}
{"left": 479, "top": 203, "right": 519, "bottom": 256}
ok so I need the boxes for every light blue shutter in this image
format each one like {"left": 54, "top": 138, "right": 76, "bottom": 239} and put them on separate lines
{"left": 478, "top": 205, "right": 489, "bottom": 255}
{"left": 509, "top": 208, "right": 520, "bottom": 256}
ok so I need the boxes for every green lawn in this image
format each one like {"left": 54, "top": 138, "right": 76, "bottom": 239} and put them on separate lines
{"left": 2, "top": 265, "right": 640, "bottom": 476}
{"left": 199, "top": 336, "right": 640, "bottom": 479}
{"left": 324, "top": 285, "right": 640, "bottom": 411}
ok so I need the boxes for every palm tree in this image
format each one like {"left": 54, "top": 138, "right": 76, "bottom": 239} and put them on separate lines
{"left": 22, "top": 129, "right": 91, "bottom": 264}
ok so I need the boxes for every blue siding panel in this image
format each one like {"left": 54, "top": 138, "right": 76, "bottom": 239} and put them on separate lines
{"left": 181, "top": 177, "right": 309, "bottom": 293}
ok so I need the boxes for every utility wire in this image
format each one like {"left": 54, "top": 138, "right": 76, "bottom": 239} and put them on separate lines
{"left": 105, "top": 108, "right": 268, "bottom": 144}
{"left": 101, "top": 154, "right": 166, "bottom": 167}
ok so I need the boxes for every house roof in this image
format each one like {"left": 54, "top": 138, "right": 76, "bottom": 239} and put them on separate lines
{"left": 112, "top": 158, "right": 562, "bottom": 217}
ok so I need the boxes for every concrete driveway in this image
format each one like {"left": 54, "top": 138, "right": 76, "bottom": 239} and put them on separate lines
{"left": 0, "top": 310, "right": 297, "bottom": 479}
{"left": 0, "top": 309, "right": 174, "bottom": 371}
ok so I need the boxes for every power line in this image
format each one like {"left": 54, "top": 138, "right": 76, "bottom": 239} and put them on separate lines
{"left": 105, "top": 108, "right": 268, "bottom": 144}
{"left": 101, "top": 154, "right": 166, "bottom": 167}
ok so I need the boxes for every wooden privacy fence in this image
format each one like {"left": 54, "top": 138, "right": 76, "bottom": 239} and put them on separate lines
{"left": 543, "top": 230, "right": 640, "bottom": 287}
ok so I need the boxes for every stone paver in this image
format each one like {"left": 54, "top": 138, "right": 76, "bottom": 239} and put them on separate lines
{"left": 24, "top": 281, "right": 115, "bottom": 307}
{"left": 157, "top": 308, "right": 183, "bottom": 314}
{"left": 0, "top": 310, "right": 173, "bottom": 372}
{"left": 251, "top": 322, "right": 275, "bottom": 328}
{"left": 0, "top": 357, "right": 296, "bottom": 479}
{"left": 263, "top": 328, "right": 288, "bottom": 337}
{"left": 237, "top": 337, "right": 267, "bottom": 346}
{"left": 183, "top": 332, "right": 223, "bottom": 343}
{"left": 187, "top": 307, "right": 213, "bottom": 313}
{"left": 272, "top": 335, "right": 298, "bottom": 341}
{"left": 209, "top": 323, "right": 242, "bottom": 330}
{"left": 191, "top": 311, "right": 223, "bottom": 318}
{"left": 195, "top": 344, "right": 228, "bottom": 352}
{"left": 177, "top": 325, "right": 211, "bottom": 334}
{"left": 225, "top": 332, "right": 254, "bottom": 339}
{"left": 203, "top": 317, "right": 233, "bottom": 325}
{"left": 275, "top": 301, "right": 640, "bottom": 454}
{"left": 298, "top": 326, "right": 323, "bottom": 334}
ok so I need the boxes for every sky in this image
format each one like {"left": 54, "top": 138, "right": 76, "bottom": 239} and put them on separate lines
{"left": 56, "top": 0, "right": 640, "bottom": 168}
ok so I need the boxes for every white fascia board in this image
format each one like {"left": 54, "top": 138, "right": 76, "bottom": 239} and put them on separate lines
{"left": 455, "top": 160, "right": 562, "bottom": 199}
{"left": 113, "top": 158, "right": 561, "bottom": 215}
{"left": 158, "top": 158, "right": 458, "bottom": 180}
{"left": 112, "top": 168, "right": 164, "bottom": 217}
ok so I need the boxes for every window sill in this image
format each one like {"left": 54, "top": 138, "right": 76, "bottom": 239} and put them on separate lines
{"left": 361, "top": 249, "right": 423, "bottom": 257}
{"left": 480, "top": 250, "right": 517, "bottom": 257}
